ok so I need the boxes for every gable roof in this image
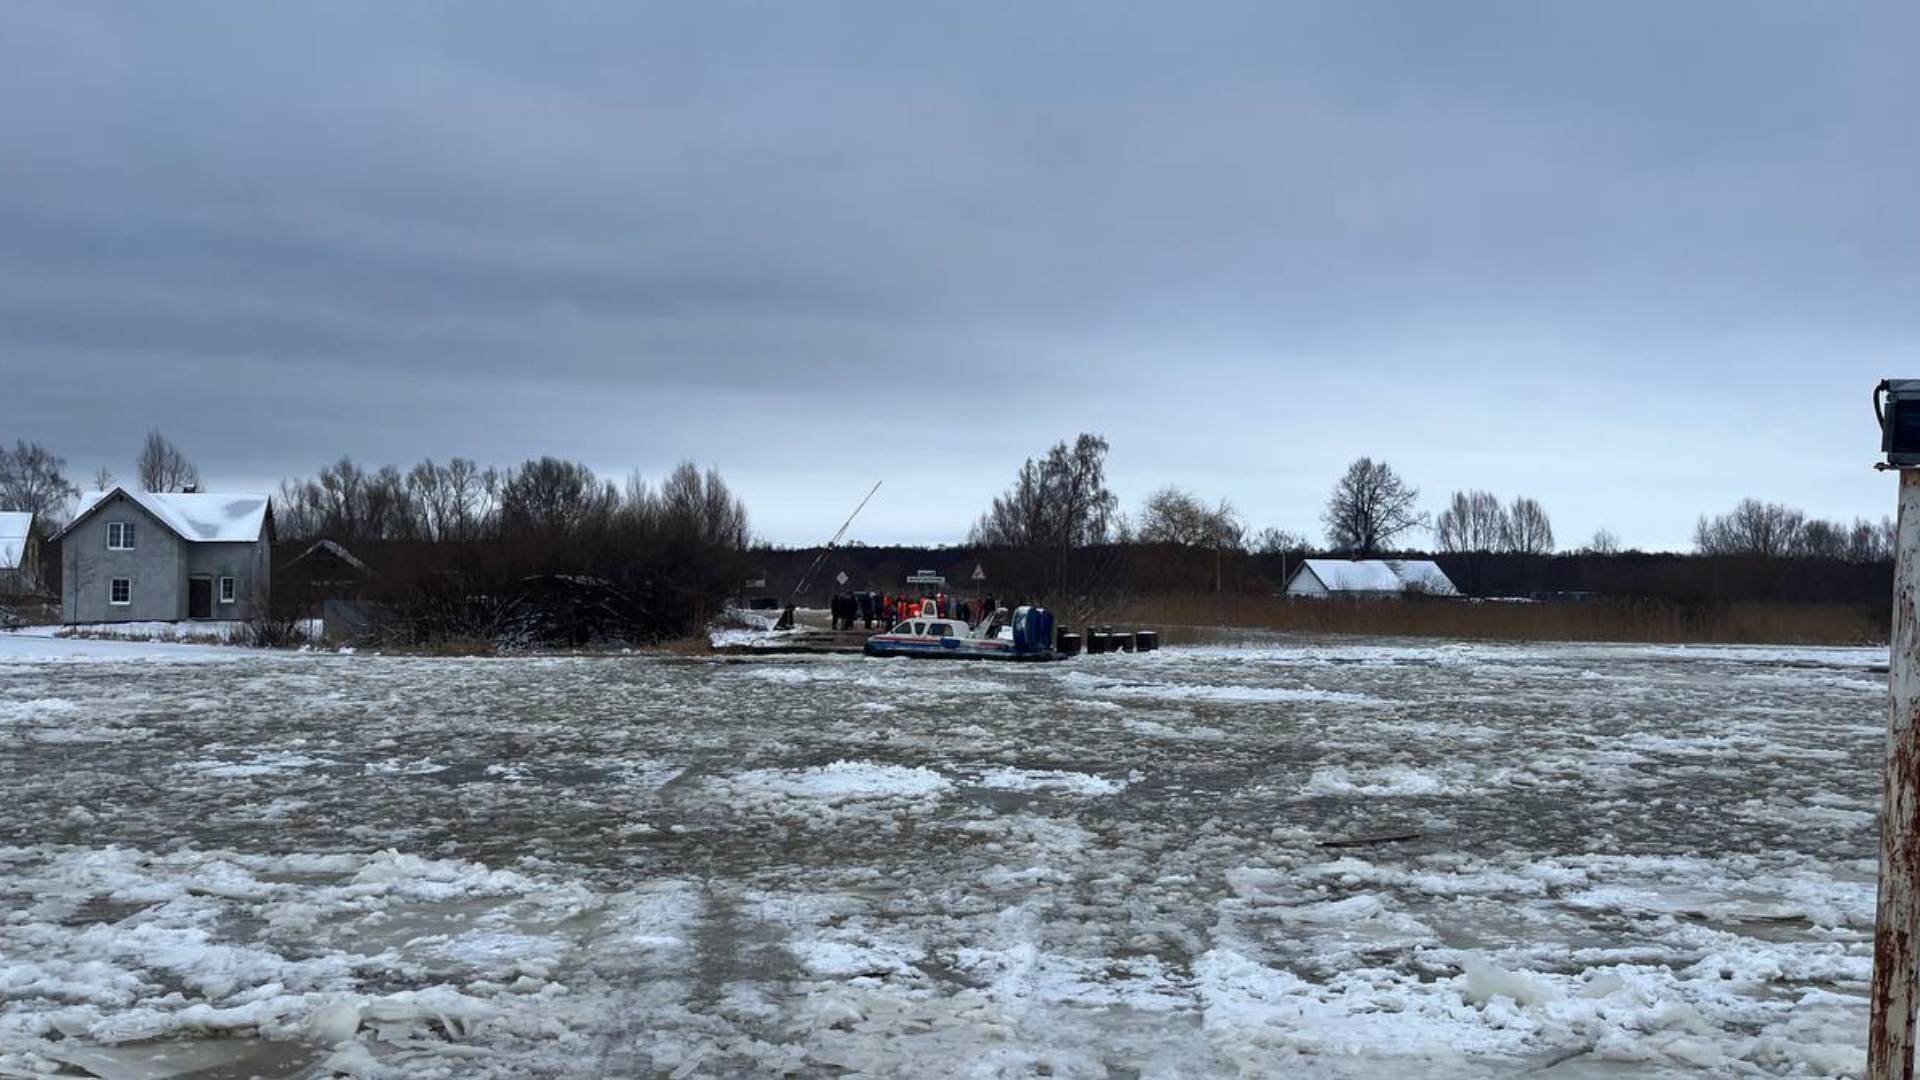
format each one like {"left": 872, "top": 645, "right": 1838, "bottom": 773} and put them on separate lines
{"left": 1299, "top": 559, "right": 1402, "bottom": 592}
{"left": 0, "top": 511, "right": 33, "bottom": 571}
{"left": 284, "top": 539, "right": 370, "bottom": 573}
{"left": 56, "top": 488, "right": 271, "bottom": 544}
{"left": 1295, "top": 558, "right": 1459, "bottom": 596}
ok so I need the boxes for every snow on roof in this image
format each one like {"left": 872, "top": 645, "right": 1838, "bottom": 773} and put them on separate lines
{"left": 1300, "top": 559, "right": 1402, "bottom": 592}
{"left": 0, "top": 511, "right": 32, "bottom": 571}
{"left": 67, "top": 488, "right": 270, "bottom": 544}
{"left": 1298, "top": 558, "right": 1459, "bottom": 596}
{"left": 1389, "top": 560, "right": 1460, "bottom": 596}
{"left": 289, "top": 539, "right": 369, "bottom": 572}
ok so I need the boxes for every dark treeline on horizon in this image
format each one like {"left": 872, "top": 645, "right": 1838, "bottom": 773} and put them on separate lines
{"left": 0, "top": 431, "right": 1903, "bottom": 641}
{"left": 738, "top": 434, "right": 1896, "bottom": 619}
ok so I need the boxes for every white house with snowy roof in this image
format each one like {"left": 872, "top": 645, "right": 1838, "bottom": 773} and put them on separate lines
{"left": 54, "top": 488, "right": 275, "bottom": 623}
{"left": 1283, "top": 558, "right": 1460, "bottom": 599}
{"left": 0, "top": 511, "right": 42, "bottom": 595}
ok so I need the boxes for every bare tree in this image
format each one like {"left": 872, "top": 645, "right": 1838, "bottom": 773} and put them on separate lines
{"left": 1044, "top": 434, "right": 1118, "bottom": 553}
{"left": 1138, "top": 486, "right": 1239, "bottom": 548}
{"left": 136, "top": 429, "right": 201, "bottom": 492}
{"left": 406, "top": 457, "right": 497, "bottom": 541}
{"left": 970, "top": 434, "right": 1117, "bottom": 598}
{"left": 1584, "top": 528, "right": 1622, "bottom": 555}
{"left": 655, "top": 460, "right": 751, "bottom": 549}
{"left": 1434, "top": 490, "right": 1508, "bottom": 552}
{"left": 92, "top": 466, "right": 114, "bottom": 492}
{"left": 970, "top": 434, "right": 1116, "bottom": 552}
{"left": 1322, "top": 458, "right": 1426, "bottom": 554}
{"left": 1254, "top": 527, "right": 1309, "bottom": 555}
{"left": 1847, "top": 516, "right": 1895, "bottom": 563}
{"left": 1795, "top": 518, "right": 1847, "bottom": 560}
{"left": 969, "top": 456, "right": 1051, "bottom": 547}
{"left": 499, "top": 457, "right": 618, "bottom": 539}
{"left": 0, "top": 441, "right": 79, "bottom": 525}
{"left": 1503, "top": 496, "right": 1555, "bottom": 554}
{"left": 1694, "top": 499, "right": 1805, "bottom": 558}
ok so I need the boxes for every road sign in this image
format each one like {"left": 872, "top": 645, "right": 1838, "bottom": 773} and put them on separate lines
{"left": 906, "top": 570, "right": 945, "bottom": 586}
{"left": 971, "top": 564, "right": 987, "bottom": 582}
{"left": 835, "top": 571, "right": 849, "bottom": 586}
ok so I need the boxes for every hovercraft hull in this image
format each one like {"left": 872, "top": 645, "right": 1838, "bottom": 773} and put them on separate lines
{"left": 863, "top": 638, "right": 1062, "bottom": 662}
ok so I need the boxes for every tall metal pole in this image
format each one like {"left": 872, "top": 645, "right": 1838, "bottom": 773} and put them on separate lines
{"left": 1871, "top": 467, "right": 1920, "bottom": 1080}
{"left": 791, "top": 481, "right": 883, "bottom": 601}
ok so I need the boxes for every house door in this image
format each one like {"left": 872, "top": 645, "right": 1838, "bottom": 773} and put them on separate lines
{"left": 188, "top": 578, "right": 213, "bottom": 619}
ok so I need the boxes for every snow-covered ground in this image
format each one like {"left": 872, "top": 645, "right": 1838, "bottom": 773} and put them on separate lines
{"left": 26, "top": 619, "right": 326, "bottom": 645}
{"left": 0, "top": 634, "right": 1890, "bottom": 1078}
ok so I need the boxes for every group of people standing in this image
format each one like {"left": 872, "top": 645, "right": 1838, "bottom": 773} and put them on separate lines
{"left": 829, "top": 591, "right": 999, "bottom": 632}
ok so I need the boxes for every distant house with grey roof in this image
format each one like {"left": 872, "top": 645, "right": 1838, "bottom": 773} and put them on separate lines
{"left": 1283, "top": 558, "right": 1460, "bottom": 599}
{"left": 0, "top": 511, "right": 43, "bottom": 596}
{"left": 54, "top": 488, "right": 275, "bottom": 623}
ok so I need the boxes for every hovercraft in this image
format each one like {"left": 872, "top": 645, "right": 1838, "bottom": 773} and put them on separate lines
{"left": 864, "top": 605, "right": 1062, "bottom": 662}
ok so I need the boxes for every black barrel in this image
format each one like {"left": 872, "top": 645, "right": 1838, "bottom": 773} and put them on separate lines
{"left": 1087, "top": 630, "right": 1109, "bottom": 655}
{"left": 1056, "top": 631, "right": 1083, "bottom": 656}
{"left": 1110, "top": 631, "right": 1135, "bottom": 652}
{"left": 1134, "top": 630, "right": 1159, "bottom": 652}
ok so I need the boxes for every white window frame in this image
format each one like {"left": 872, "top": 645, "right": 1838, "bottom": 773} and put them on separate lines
{"left": 109, "top": 577, "right": 132, "bottom": 606}
{"left": 107, "top": 521, "right": 136, "bottom": 550}
{"left": 219, "top": 577, "right": 236, "bottom": 604}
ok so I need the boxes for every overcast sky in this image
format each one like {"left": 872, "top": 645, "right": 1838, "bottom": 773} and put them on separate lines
{"left": 1, "top": 3, "right": 1913, "bottom": 549}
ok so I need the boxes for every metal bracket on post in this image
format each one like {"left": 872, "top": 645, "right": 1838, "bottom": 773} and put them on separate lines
{"left": 1870, "top": 466, "right": 1920, "bottom": 1080}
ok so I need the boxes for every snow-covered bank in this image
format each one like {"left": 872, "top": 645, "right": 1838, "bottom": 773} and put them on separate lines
{"left": 0, "top": 640, "right": 1887, "bottom": 1076}
{"left": 0, "top": 630, "right": 265, "bottom": 664}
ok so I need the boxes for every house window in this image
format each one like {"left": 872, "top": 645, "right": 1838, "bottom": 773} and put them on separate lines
{"left": 108, "top": 522, "right": 136, "bottom": 550}
{"left": 219, "top": 577, "right": 236, "bottom": 604}
{"left": 109, "top": 578, "right": 131, "bottom": 605}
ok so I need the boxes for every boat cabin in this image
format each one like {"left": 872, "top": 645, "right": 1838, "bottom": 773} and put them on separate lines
{"left": 885, "top": 617, "right": 976, "bottom": 640}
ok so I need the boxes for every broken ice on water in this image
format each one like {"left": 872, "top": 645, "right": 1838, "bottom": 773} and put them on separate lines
{"left": 0, "top": 633, "right": 1889, "bottom": 1078}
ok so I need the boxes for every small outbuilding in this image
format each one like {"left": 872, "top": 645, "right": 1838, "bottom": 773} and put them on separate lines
{"left": 54, "top": 488, "right": 275, "bottom": 624}
{"left": 0, "top": 511, "right": 42, "bottom": 596}
{"left": 1283, "top": 558, "right": 1461, "bottom": 599}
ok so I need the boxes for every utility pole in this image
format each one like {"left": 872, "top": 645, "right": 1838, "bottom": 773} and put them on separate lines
{"left": 1872, "top": 467, "right": 1920, "bottom": 1079}
{"left": 1872, "top": 380, "right": 1920, "bottom": 1080}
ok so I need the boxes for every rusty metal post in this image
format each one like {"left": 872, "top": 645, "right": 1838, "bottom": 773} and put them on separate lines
{"left": 1871, "top": 467, "right": 1920, "bottom": 1079}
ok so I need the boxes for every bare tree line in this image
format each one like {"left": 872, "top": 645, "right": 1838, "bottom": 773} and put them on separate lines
{"left": 1435, "top": 490, "right": 1555, "bottom": 555}
{"left": 0, "top": 429, "right": 209, "bottom": 527}
{"left": 275, "top": 455, "right": 748, "bottom": 549}
{"left": 277, "top": 457, "right": 501, "bottom": 542}
{"left": 0, "top": 429, "right": 1904, "bottom": 581}
{"left": 1695, "top": 499, "right": 1894, "bottom": 562}
{"left": 271, "top": 454, "right": 751, "bottom": 645}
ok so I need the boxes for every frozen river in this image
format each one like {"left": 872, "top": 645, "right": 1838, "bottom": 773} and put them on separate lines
{"left": 0, "top": 634, "right": 1891, "bottom": 1078}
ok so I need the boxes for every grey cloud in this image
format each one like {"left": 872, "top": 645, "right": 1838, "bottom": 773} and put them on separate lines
{"left": 0, "top": 2, "right": 1913, "bottom": 547}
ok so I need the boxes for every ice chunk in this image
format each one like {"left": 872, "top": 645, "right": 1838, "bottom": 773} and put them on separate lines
{"left": 1458, "top": 958, "right": 1561, "bottom": 1008}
